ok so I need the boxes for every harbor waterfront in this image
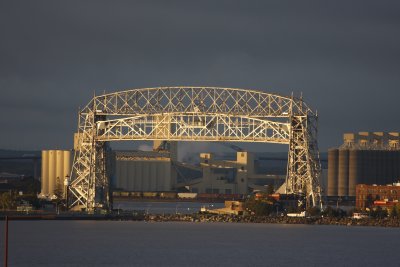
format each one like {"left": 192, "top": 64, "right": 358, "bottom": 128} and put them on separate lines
{"left": 1, "top": 220, "right": 400, "bottom": 267}
{"left": 2, "top": 201, "right": 400, "bottom": 227}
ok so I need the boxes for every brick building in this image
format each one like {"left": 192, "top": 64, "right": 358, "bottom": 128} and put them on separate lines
{"left": 356, "top": 183, "right": 400, "bottom": 209}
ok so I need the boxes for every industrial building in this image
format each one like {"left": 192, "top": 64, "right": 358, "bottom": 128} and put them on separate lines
{"left": 39, "top": 150, "right": 71, "bottom": 199}
{"left": 187, "top": 151, "right": 285, "bottom": 195}
{"left": 356, "top": 183, "right": 400, "bottom": 210}
{"left": 328, "top": 132, "right": 400, "bottom": 197}
{"left": 111, "top": 140, "right": 285, "bottom": 195}
{"left": 113, "top": 148, "right": 177, "bottom": 192}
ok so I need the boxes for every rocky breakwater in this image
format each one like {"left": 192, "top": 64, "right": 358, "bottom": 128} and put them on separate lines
{"left": 143, "top": 214, "right": 400, "bottom": 227}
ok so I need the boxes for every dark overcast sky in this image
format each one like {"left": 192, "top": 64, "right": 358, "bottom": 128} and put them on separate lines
{"left": 1, "top": 0, "right": 399, "bottom": 152}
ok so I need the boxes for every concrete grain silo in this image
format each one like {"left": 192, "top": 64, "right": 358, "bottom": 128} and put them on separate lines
{"left": 327, "top": 149, "right": 338, "bottom": 196}
{"left": 395, "top": 151, "right": 400, "bottom": 180}
{"left": 63, "top": 150, "right": 71, "bottom": 197}
{"left": 56, "top": 150, "right": 64, "bottom": 192}
{"left": 338, "top": 149, "right": 349, "bottom": 196}
{"left": 367, "top": 150, "right": 375, "bottom": 185}
{"left": 378, "top": 150, "right": 384, "bottom": 184}
{"left": 48, "top": 150, "right": 56, "bottom": 197}
{"left": 382, "top": 150, "right": 389, "bottom": 184}
{"left": 327, "top": 132, "right": 400, "bottom": 197}
{"left": 348, "top": 149, "right": 360, "bottom": 196}
{"left": 63, "top": 150, "right": 71, "bottom": 180}
{"left": 387, "top": 150, "right": 397, "bottom": 185}
{"left": 39, "top": 150, "right": 72, "bottom": 199}
{"left": 40, "top": 150, "right": 49, "bottom": 196}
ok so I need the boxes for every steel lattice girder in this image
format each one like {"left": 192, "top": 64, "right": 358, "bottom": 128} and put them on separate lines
{"left": 95, "top": 113, "right": 291, "bottom": 143}
{"left": 69, "top": 87, "right": 322, "bottom": 211}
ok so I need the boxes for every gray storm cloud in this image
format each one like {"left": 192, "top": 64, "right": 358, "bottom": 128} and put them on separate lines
{"left": 1, "top": 0, "right": 399, "bottom": 151}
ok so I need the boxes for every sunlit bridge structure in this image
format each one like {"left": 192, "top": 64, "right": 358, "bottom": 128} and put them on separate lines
{"left": 69, "top": 87, "right": 322, "bottom": 211}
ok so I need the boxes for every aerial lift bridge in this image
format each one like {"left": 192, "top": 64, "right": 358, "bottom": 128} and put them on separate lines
{"left": 68, "top": 87, "right": 322, "bottom": 212}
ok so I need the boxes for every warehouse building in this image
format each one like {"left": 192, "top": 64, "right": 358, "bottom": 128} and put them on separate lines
{"left": 328, "top": 132, "right": 400, "bottom": 197}
{"left": 113, "top": 141, "right": 178, "bottom": 192}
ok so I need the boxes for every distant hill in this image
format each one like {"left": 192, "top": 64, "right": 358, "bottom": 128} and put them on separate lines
{"left": 0, "top": 149, "right": 41, "bottom": 158}
{"left": 0, "top": 149, "right": 41, "bottom": 177}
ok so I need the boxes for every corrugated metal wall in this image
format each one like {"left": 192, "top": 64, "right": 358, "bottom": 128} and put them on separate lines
{"left": 115, "top": 160, "right": 173, "bottom": 191}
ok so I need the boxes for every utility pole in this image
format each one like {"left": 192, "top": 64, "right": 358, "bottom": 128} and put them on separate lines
{"left": 4, "top": 216, "right": 9, "bottom": 267}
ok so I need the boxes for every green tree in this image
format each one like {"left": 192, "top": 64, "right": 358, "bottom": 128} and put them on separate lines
{"left": 390, "top": 204, "right": 400, "bottom": 218}
{"left": 306, "top": 206, "right": 321, "bottom": 217}
{"left": 365, "top": 194, "right": 374, "bottom": 209}
{"left": 0, "top": 192, "right": 15, "bottom": 210}
{"left": 371, "top": 206, "right": 388, "bottom": 219}
{"left": 321, "top": 206, "right": 347, "bottom": 218}
{"left": 266, "top": 184, "right": 274, "bottom": 195}
{"left": 245, "top": 196, "right": 274, "bottom": 216}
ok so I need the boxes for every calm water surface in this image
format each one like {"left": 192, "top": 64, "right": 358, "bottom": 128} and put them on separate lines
{"left": 1, "top": 221, "right": 399, "bottom": 266}
{"left": 114, "top": 200, "right": 224, "bottom": 214}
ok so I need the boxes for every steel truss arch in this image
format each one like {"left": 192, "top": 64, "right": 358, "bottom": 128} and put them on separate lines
{"left": 69, "top": 87, "right": 322, "bottom": 211}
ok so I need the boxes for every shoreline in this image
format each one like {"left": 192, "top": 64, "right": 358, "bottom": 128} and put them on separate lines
{"left": 1, "top": 213, "right": 400, "bottom": 227}
{"left": 142, "top": 214, "right": 400, "bottom": 228}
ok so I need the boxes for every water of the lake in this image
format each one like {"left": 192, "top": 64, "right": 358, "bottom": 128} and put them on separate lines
{"left": 114, "top": 200, "right": 224, "bottom": 214}
{"left": 1, "top": 220, "right": 399, "bottom": 266}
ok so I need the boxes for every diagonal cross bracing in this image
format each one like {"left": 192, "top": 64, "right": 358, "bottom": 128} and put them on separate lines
{"left": 69, "top": 87, "right": 322, "bottom": 212}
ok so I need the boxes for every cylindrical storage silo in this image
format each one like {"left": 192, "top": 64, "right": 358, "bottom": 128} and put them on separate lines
{"left": 63, "top": 151, "right": 71, "bottom": 178}
{"left": 63, "top": 151, "right": 71, "bottom": 179}
{"left": 382, "top": 150, "right": 389, "bottom": 185}
{"left": 338, "top": 149, "right": 349, "bottom": 196}
{"left": 374, "top": 150, "right": 380, "bottom": 184}
{"left": 367, "top": 150, "right": 375, "bottom": 185}
{"left": 48, "top": 150, "right": 57, "bottom": 197}
{"left": 389, "top": 150, "right": 396, "bottom": 184}
{"left": 395, "top": 151, "right": 400, "bottom": 182}
{"left": 63, "top": 150, "right": 71, "bottom": 197}
{"left": 56, "top": 150, "right": 64, "bottom": 196}
{"left": 372, "top": 150, "right": 379, "bottom": 184}
{"left": 348, "top": 149, "right": 360, "bottom": 197}
{"left": 358, "top": 150, "right": 366, "bottom": 185}
{"left": 41, "top": 150, "right": 49, "bottom": 196}
{"left": 377, "top": 150, "right": 385, "bottom": 185}
{"left": 327, "top": 149, "right": 339, "bottom": 196}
